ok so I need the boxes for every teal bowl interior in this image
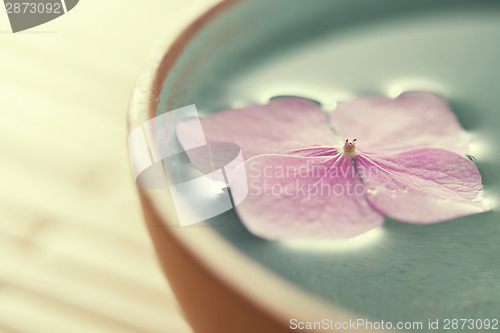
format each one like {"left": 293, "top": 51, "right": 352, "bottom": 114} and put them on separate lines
{"left": 158, "top": 0, "right": 500, "bottom": 328}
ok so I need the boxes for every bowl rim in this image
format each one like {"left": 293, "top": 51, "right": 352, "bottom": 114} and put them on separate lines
{"left": 127, "top": 1, "right": 388, "bottom": 331}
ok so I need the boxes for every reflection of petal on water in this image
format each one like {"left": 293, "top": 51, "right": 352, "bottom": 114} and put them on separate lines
{"left": 385, "top": 78, "right": 448, "bottom": 99}
{"left": 468, "top": 131, "right": 493, "bottom": 161}
{"left": 279, "top": 227, "right": 383, "bottom": 252}
{"left": 252, "top": 82, "right": 354, "bottom": 110}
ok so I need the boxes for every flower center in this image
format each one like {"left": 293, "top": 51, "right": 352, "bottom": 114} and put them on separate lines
{"left": 342, "top": 139, "right": 357, "bottom": 157}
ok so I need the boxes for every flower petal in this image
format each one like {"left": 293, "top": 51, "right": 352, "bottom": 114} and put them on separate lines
{"left": 231, "top": 154, "right": 383, "bottom": 239}
{"left": 329, "top": 92, "right": 469, "bottom": 155}
{"left": 177, "top": 97, "right": 339, "bottom": 161}
{"left": 355, "top": 149, "right": 490, "bottom": 223}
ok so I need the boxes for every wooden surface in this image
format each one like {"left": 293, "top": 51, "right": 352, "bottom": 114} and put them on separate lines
{"left": 0, "top": 1, "right": 216, "bottom": 332}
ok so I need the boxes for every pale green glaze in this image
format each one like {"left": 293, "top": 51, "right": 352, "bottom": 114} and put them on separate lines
{"left": 158, "top": 1, "right": 500, "bottom": 330}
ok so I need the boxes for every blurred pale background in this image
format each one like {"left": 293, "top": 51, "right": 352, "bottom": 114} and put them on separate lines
{"left": 0, "top": 1, "right": 217, "bottom": 332}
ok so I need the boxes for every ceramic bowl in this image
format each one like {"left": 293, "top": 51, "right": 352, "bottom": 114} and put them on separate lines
{"left": 128, "top": 1, "right": 500, "bottom": 332}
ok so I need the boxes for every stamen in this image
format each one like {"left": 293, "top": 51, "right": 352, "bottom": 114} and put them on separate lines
{"left": 342, "top": 138, "right": 358, "bottom": 157}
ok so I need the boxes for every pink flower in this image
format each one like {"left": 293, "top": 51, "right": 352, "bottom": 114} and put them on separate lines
{"left": 177, "top": 92, "right": 490, "bottom": 239}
